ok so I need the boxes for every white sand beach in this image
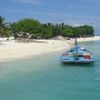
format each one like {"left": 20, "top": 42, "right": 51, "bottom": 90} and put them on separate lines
{"left": 0, "top": 36, "right": 100, "bottom": 62}
{"left": 68, "top": 36, "right": 100, "bottom": 43}
{"left": 77, "top": 36, "right": 100, "bottom": 42}
{"left": 0, "top": 39, "right": 70, "bottom": 62}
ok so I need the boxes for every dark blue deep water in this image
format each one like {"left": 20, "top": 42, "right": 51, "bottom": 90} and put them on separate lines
{"left": 0, "top": 41, "right": 100, "bottom": 100}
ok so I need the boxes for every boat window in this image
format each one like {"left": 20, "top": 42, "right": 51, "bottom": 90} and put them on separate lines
{"left": 70, "top": 49, "right": 73, "bottom": 52}
{"left": 73, "top": 54, "right": 83, "bottom": 57}
{"left": 81, "top": 48, "right": 85, "bottom": 51}
{"left": 78, "top": 55, "right": 83, "bottom": 57}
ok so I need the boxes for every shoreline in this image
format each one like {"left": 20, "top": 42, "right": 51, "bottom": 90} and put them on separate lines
{"left": 77, "top": 36, "right": 100, "bottom": 42}
{"left": 0, "top": 39, "right": 71, "bottom": 63}
{"left": 0, "top": 36, "right": 100, "bottom": 63}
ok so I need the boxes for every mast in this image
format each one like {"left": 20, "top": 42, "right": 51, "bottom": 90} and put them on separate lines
{"left": 75, "top": 37, "right": 77, "bottom": 46}
{"left": 75, "top": 37, "right": 78, "bottom": 60}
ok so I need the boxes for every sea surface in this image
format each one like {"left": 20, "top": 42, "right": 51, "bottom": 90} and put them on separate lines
{"left": 0, "top": 41, "right": 100, "bottom": 100}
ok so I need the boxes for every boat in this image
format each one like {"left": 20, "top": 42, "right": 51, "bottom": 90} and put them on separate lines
{"left": 60, "top": 38, "right": 94, "bottom": 64}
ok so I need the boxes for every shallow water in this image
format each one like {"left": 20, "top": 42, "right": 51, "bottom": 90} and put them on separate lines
{"left": 0, "top": 41, "right": 100, "bottom": 100}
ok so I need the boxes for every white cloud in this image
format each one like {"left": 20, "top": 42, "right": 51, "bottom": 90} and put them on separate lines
{"left": 17, "top": 0, "right": 42, "bottom": 5}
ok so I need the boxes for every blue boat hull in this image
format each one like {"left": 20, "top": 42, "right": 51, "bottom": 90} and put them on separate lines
{"left": 60, "top": 58, "right": 94, "bottom": 64}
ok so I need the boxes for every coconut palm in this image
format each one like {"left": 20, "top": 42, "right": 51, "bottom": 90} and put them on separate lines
{"left": 0, "top": 16, "right": 11, "bottom": 37}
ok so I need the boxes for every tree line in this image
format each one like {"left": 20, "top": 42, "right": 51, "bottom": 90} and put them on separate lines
{"left": 0, "top": 16, "right": 94, "bottom": 39}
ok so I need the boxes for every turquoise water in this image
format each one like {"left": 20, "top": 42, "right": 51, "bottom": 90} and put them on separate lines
{"left": 0, "top": 41, "right": 100, "bottom": 100}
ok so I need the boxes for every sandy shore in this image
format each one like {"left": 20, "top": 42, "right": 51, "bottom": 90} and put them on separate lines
{"left": 0, "top": 36, "right": 100, "bottom": 62}
{"left": 68, "top": 36, "right": 100, "bottom": 44}
{"left": 0, "top": 39, "right": 71, "bottom": 62}
{"left": 77, "top": 36, "right": 100, "bottom": 42}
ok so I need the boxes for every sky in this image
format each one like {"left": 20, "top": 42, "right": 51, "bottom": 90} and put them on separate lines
{"left": 0, "top": 0, "right": 100, "bottom": 26}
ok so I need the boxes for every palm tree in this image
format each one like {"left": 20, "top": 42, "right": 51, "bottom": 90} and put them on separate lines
{"left": 0, "top": 16, "right": 6, "bottom": 28}
{"left": 0, "top": 16, "right": 10, "bottom": 37}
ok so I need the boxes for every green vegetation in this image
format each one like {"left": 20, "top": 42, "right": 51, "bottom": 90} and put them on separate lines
{"left": 0, "top": 16, "right": 94, "bottom": 39}
{"left": 0, "top": 16, "right": 11, "bottom": 37}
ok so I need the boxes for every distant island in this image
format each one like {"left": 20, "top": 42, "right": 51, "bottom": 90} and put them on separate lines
{"left": 0, "top": 16, "right": 94, "bottom": 39}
